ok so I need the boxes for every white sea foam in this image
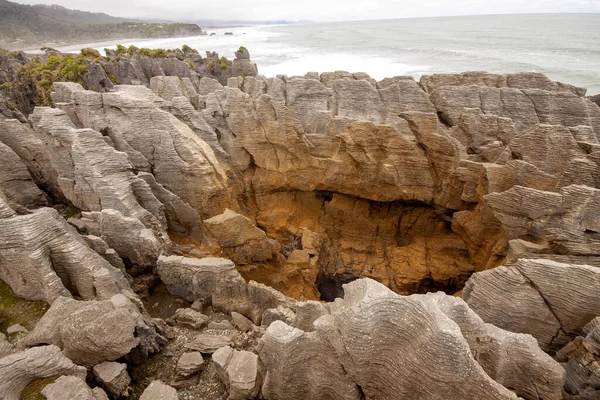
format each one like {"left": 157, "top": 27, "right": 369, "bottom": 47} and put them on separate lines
{"left": 259, "top": 53, "right": 430, "bottom": 80}
{"left": 50, "top": 14, "right": 600, "bottom": 94}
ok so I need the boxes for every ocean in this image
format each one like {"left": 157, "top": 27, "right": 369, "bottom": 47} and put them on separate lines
{"left": 60, "top": 13, "right": 600, "bottom": 94}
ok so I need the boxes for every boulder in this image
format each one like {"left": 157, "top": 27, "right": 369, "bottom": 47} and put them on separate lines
{"left": 139, "top": 380, "right": 178, "bottom": 400}
{"left": 157, "top": 255, "right": 294, "bottom": 324}
{"left": 556, "top": 317, "right": 600, "bottom": 399}
{"left": 0, "top": 345, "right": 86, "bottom": 400}
{"left": 22, "top": 295, "right": 163, "bottom": 367}
{"left": 172, "top": 308, "right": 209, "bottom": 329}
{"left": 212, "top": 346, "right": 261, "bottom": 400}
{"left": 6, "top": 324, "right": 27, "bottom": 335}
{"left": 176, "top": 352, "right": 204, "bottom": 377}
{"left": 231, "top": 312, "right": 255, "bottom": 333}
{"left": 41, "top": 376, "right": 95, "bottom": 400}
{"left": 186, "top": 334, "right": 232, "bottom": 354}
{"left": 204, "top": 209, "right": 280, "bottom": 265}
{"left": 92, "top": 361, "right": 131, "bottom": 398}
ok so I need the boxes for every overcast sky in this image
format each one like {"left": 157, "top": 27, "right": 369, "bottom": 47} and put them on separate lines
{"left": 14, "top": 0, "right": 600, "bottom": 22}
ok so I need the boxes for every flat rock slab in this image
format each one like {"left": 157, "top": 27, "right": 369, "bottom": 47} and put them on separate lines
{"left": 139, "top": 380, "right": 178, "bottom": 400}
{"left": 186, "top": 334, "right": 232, "bottom": 354}
{"left": 41, "top": 376, "right": 94, "bottom": 400}
{"left": 176, "top": 352, "right": 204, "bottom": 377}
{"left": 173, "top": 308, "right": 209, "bottom": 329}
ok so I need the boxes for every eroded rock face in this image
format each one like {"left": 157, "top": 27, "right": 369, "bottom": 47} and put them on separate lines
{"left": 0, "top": 345, "right": 87, "bottom": 400}
{"left": 157, "top": 255, "right": 294, "bottom": 324}
{"left": 0, "top": 195, "right": 129, "bottom": 303}
{"left": 21, "top": 295, "right": 163, "bottom": 367}
{"left": 204, "top": 209, "right": 280, "bottom": 265}
{"left": 464, "top": 258, "right": 600, "bottom": 352}
{"left": 257, "top": 278, "right": 564, "bottom": 400}
{"left": 557, "top": 317, "right": 600, "bottom": 399}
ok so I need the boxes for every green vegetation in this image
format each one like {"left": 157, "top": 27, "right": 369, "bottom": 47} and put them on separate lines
{"left": 80, "top": 47, "right": 101, "bottom": 59}
{"left": 139, "top": 47, "right": 170, "bottom": 58}
{"left": 185, "top": 59, "right": 196, "bottom": 69}
{"left": 181, "top": 44, "right": 192, "bottom": 53}
{"left": 206, "top": 60, "right": 215, "bottom": 71}
{"left": 17, "top": 53, "right": 89, "bottom": 105}
{"left": 0, "top": 279, "right": 49, "bottom": 333}
{"left": 219, "top": 56, "right": 228, "bottom": 70}
{"left": 238, "top": 46, "right": 247, "bottom": 53}
{"left": 0, "top": 0, "right": 203, "bottom": 51}
{"left": 21, "top": 377, "right": 58, "bottom": 400}
{"left": 103, "top": 66, "right": 119, "bottom": 85}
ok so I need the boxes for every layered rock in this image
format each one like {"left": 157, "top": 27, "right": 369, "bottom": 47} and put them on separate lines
{"left": 557, "top": 317, "right": 600, "bottom": 399}
{"left": 204, "top": 208, "right": 280, "bottom": 265}
{"left": 157, "top": 255, "right": 294, "bottom": 324}
{"left": 0, "top": 345, "right": 87, "bottom": 400}
{"left": 21, "top": 295, "right": 164, "bottom": 366}
{"left": 464, "top": 258, "right": 600, "bottom": 352}
{"left": 257, "top": 278, "right": 564, "bottom": 400}
{"left": 0, "top": 195, "right": 130, "bottom": 303}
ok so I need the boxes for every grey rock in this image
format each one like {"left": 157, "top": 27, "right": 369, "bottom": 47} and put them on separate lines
{"left": 208, "top": 321, "right": 234, "bottom": 330}
{"left": 176, "top": 352, "right": 204, "bottom": 377}
{"left": 157, "top": 255, "right": 294, "bottom": 324}
{"left": 0, "top": 140, "right": 49, "bottom": 210}
{"left": 556, "top": 317, "right": 600, "bottom": 399}
{"left": 186, "top": 334, "right": 232, "bottom": 354}
{"left": 92, "top": 387, "right": 110, "bottom": 400}
{"left": 22, "top": 295, "right": 162, "bottom": 367}
{"left": 41, "top": 376, "right": 94, "bottom": 400}
{"left": 93, "top": 361, "right": 131, "bottom": 398}
{"left": 0, "top": 345, "right": 87, "bottom": 400}
{"left": 212, "top": 346, "right": 261, "bottom": 400}
{"left": 173, "top": 308, "right": 209, "bottom": 329}
{"left": 231, "top": 312, "right": 255, "bottom": 333}
{"left": 139, "top": 380, "right": 178, "bottom": 400}
{"left": 0, "top": 196, "right": 130, "bottom": 304}
{"left": 6, "top": 324, "right": 27, "bottom": 335}
{"left": 464, "top": 258, "right": 600, "bottom": 351}
{"left": 258, "top": 278, "right": 564, "bottom": 400}
{"left": 0, "top": 333, "right": 15, "bottom": 358}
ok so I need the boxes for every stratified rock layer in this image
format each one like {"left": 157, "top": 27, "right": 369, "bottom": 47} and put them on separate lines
{"left": 257, "top": 279, "right": 564, "bottom": 400}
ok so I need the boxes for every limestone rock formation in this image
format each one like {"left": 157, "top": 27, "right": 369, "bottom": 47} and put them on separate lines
{"left": 556, "top": 317, "right": 600, "bottom": 399}
{"left": 0, "top": 195, "right": 130, "bottom": 304}
{"left": 21, "top": 295, "right": 164, "bottom": 366}
{"left": 1, "top": 67, "right": 599, "bottom": 399}
{"left": 464, "top": 258, "right": 600, "bottom": 352}
{"left": 93, "top": 361, "right": 131, "bottom": 398}
{"left": 258, "top": 279, "right": 564, "bottom": 400}
{"left": 157, "top": 255, "right": 294, "bottom": 323}
{"left": 0, "top": 345, "right": 87, "bottom": 400}
{"left": 139, "top": 380, "right": 178, "bottom": 400}
{"left": 41, "top": 376, "right": 97, "bottom": 400}
{"left": 204, "top": 208, "right": 280, "bottom": 265}
{"left": 212, "top": 346, "right": 261, "bottom": 400}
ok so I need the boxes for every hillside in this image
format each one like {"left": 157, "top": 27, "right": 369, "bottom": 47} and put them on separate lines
{"left": 0, "top": 0, "right": 204, "bottom": 50}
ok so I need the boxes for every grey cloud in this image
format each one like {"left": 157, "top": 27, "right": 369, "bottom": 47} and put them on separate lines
{"left": 13, "top": 0, "right": 600, "bottom": 21}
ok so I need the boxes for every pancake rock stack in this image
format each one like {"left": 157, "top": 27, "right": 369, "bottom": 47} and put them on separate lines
{"left": 0, "top": 56, "right": 599, "bottom": 399}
